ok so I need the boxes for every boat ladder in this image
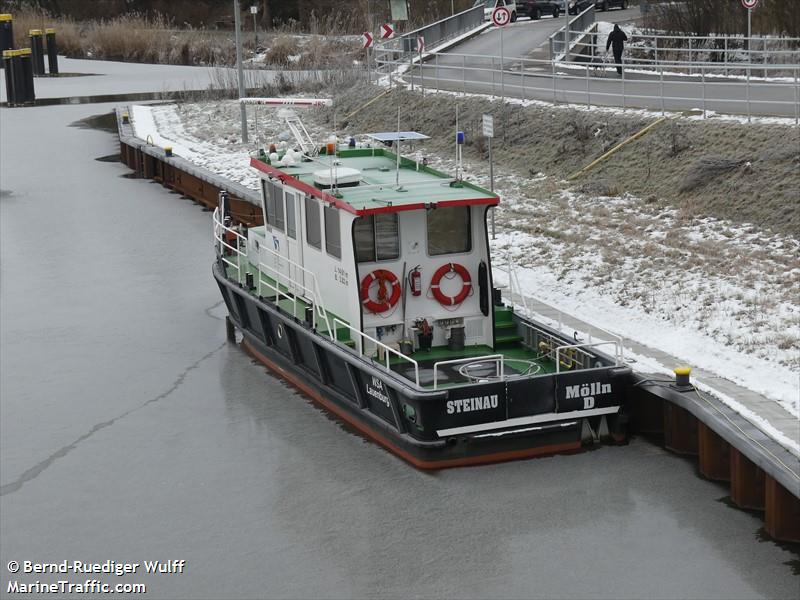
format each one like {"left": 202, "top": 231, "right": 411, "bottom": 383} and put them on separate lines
{"left": 280, "top": 109, "right": 317, "bottom": 156}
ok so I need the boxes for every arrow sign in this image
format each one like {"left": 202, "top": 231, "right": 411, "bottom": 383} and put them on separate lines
{"left": 491, "top": 6, "right": 511, "bottom": 27}
{"left": 417, "top": 36, "right": 425, "bottom": 53}
{"left": 361, "top": 32, "right": 373, "bottom": 48}
{"left": 741, "top": 0, "right": 758, "bottom": 8}
{"left": 380, "top": 23, "right": 394, "bottom": 39}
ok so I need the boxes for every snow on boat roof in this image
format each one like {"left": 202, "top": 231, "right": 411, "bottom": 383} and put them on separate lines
{"left": 250, "top": 147, "right": 498, "bottom": 216}
{"left": 366, "top": 132, "right": 431, "bottom": 142}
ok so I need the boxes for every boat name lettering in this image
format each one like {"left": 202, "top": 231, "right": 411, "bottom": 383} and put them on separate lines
{"left": 366, "top": 376, "right": 390, "bottom": 408}
{"left": 446, "top": 394, "right": 499, "bottom": 414}
{"left": 565, "top": 382, "right": 611, "bottom": 410}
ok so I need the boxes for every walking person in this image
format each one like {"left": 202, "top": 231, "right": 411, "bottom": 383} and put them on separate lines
{"left": 606, "top": 24, "right": 628, "bottom": 76}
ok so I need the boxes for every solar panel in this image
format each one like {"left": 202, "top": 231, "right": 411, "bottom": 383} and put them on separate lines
{"left": 367, "top": 132, "right": 430, "bottom": 142}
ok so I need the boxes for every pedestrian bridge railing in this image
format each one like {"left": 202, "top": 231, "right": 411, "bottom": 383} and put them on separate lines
{"left": 549, "top": 5, "right": 596, "bottom": 59}
{"left": 377, "top": 5, "right": 486, "bottom": 65}
{"left": 373, "top": 48, "right": 800, "bottom": 123}
{"left": 577, "top": 30, "right": 800, "bottom": 78}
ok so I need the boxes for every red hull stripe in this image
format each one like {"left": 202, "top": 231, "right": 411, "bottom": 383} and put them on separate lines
{"left": 249, "top": 158, "right": 499, "bottom": 217}
{"left": 241, "top": 339, "right": 582, "bottom": 470}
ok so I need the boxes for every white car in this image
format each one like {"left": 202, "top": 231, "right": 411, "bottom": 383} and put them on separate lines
{"left": 474, "top": 0, "right": 519, "bottom": 22}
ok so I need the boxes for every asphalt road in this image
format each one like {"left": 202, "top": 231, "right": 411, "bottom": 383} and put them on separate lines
{"left": 417, "top": 7, "right": 798, "bottom": 119}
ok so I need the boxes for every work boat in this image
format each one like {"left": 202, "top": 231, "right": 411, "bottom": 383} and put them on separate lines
{"left": 213, "top": 130, "right": 631, "bottom": 469}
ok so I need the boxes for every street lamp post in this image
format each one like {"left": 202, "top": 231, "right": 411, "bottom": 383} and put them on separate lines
{"left": 234, "top": 0, "right": 248, "bottom": 143}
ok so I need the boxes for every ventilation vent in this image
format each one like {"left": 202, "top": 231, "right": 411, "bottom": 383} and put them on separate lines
{"left": 465, "top": 318, "right": 485, "bottom": 342}
{"left": 313, "top": 167, "right": 361, "bottom": 189}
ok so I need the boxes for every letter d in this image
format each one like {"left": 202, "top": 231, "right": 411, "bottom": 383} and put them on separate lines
{"left": 583, "top": 396, "right": 595, "bottom": 409}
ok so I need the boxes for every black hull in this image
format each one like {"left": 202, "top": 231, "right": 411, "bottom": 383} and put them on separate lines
{"left": 214, "top": 263, "right": 631, "bottom": 469}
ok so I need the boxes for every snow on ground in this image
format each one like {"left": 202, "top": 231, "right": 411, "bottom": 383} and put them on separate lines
{"left": 130, "top": 99, "right": 799, "bottom": 434}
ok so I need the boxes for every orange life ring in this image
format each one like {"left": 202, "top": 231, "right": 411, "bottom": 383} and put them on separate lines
{"left": 360, "top": 269, "right": 401, "bottom": 313}
{"left": 431, "top": 263, "right": 472, "bottom": 307}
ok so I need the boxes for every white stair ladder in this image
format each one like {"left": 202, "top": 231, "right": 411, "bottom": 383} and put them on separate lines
{"left": 279, "top": 108, "right": 317, "bottom": 156}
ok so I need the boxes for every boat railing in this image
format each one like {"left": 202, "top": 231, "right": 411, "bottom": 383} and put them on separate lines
{"left": 519, "top": 321, "right": 595, "bottom": 370}
{"left": 255, "top": 244, "right": 333, "bottom": 335}
{"left": 494, "top": 253, "right": 624, "bottom": 365}
{"left": 333, "top": 317, "right": 420, "bottom": 387}
{"left": 213, "top": 207, "right": 248, "bottom": 283}
{"left": 432, "top": 355, "right": 506, "bottom": 390}
{"left": 555, "top": 341, "right": 622, "bottom": 373}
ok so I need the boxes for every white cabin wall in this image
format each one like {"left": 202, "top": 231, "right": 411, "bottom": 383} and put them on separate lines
{"left": 250, "top": 175, "right": 362, "bottom": 329}
{"left": 359, "top": 205, "right": 493, "bottom": 350}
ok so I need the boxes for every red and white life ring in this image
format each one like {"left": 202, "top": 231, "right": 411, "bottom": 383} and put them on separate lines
{"left": 431, "top": 263, "right": 472, "bottom": 307}
{"left": 360, "top": 269, "right": 402, "bottom": 313}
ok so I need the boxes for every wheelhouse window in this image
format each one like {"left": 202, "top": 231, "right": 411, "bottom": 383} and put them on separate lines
{"left": 324, "top": 205, "right": 341, "bottom": 259}
{"left": 285, "top": 193, "right": 296, "bottom": 240}
{"left": 305, "top": 196, "right": 322, "bottom": 250}
{"left": 427, "top": 206, "right": 471, "bottom": 255}
{"left": 263, "top": 179, "right": 285, "bottom": 231}
{"left": 354, "top": 214, "right": 399, "bottom": 263}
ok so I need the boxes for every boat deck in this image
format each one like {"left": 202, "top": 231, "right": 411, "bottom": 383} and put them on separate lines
{"left": 220, "top": 252, "right": 561, "bottom": 389}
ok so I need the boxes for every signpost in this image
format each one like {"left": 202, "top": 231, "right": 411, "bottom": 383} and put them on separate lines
{"left": 742, "top": 0, "right": 758, "bottom": 55}
{"left": 492, "top": 7, "right": 510, "bottom": 103}
{"left": 380, "top": 23, "right": 395, "bottom": 39}
{"left": 742, "top": 0, "right": 758, "bottom": 121}
{"left": 483, "top": 114, "right": 495, "bottom": 239}
{"left": 418, "top": 36, "right": 425, "bottom": 94}
{"left": 362, "top": 32, "right": 374, "bottom": 83}
{"left": 250, "top": 5, "right": 258, "bottom": 56}
{"left": 234, "top": 0, "right": 247, "bottom": 143}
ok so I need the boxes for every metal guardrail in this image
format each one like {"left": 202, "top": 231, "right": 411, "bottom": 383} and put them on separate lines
{"left": 333, "top": 317, "right": 421, "bottom": 386}
{"left": 376, "top": 48, "right": 800, "bottom": 122}
{"left": 213, "top": 207, "right": 333, "bottom": 335}
{"left": 549, "top": 5, "right": 596, "bottom": 58}
{"left": 581, "top": 31, "right": 800, "bottom": 77}
{"left": 377, "top": 5, "right": 485, "bottom": 63}
{"left": 493, "top": 256, "right": 624, "bottom": 366}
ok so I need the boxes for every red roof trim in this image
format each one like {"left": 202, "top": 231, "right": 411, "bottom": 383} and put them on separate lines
{"left": 250, "top": 158, "right": 360, "bottom": 215}
{"left": 250, "top": 158, "right": 499, "bottom": 216}
{"left": 360, "top": 196, "right": 499, "bottom": 215}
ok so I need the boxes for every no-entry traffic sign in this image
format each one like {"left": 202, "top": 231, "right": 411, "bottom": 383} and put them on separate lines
{"left": 380, "top": 23, "right": 394, "bottom": 39}
{"left": 492, "top": 6, "right": 511, "bottom": 27}
{"left": 741, "top": 0, "right": 758, "bottom": 9}
{"left": 362, "top": 32, "right": 374, "bottom": 48}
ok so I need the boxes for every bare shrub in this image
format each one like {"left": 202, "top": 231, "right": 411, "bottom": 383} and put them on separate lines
{"left": 679, "top": 155, "right": 749, "bottom": 193}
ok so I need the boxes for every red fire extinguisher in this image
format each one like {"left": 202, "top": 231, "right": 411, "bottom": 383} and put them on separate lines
{"left": 409, "top": 266, "right": 421, "bottom": 297}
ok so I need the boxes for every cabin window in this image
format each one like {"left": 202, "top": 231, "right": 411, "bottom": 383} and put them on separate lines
{"left": 285, "top": 193, "right": 296, "bottom": 239}
{"left": 324, "top": 206, "right": 341, "bottom": 259}
{"left": 427, "top": 206, "right": 471, "bottom": 255}
{"left": 305, "top": 196, "right": 322, "bottom": 250}
{"left": 263, "top": 179, "right": 284, "bottom": 232}
{"left": 354, "top": 214, "right": 399, "bottom": 263}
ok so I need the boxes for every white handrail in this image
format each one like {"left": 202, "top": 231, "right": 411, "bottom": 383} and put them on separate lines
{"left": 493, "top": 252, "right": 623, "bottom": 365}
{"left": 213, "top": 207, "right": 247, "bottom": 282}
{"left": 255, "top": 243, "right": 332, "bottom": 335}
{"left": 433, "top": 354, "right": 504, "bottom": 390}
{"left": 333, "top": 317, "right": 420, "bottom": 387}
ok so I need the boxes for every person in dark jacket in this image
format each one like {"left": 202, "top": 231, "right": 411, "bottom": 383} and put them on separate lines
{"left": 606, "top": 24, "right": 628, "bottom": 76}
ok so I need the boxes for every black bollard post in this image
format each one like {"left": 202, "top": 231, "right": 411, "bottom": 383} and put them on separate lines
{"left": 12, "top": 50, "right": 26, "bottom": 105}
{"left": 29, "top": 29, "right": 45, "bottom": 76}
{"left": 45, "top": 28, "right": 58, "bottom": 74}
{"left": 2, "top": 49, "right": 16, "bottom": 104}
{"left": 0, "top": 14, "right": 12, "bottom": 62}
{"left": 17, "top": 48, "right": 35, "bottom": 104}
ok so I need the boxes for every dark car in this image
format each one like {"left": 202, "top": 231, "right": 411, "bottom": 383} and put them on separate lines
{"left": 567, "top": 0, "right": 593, "bottom": 14}
{"left": 595, "top": 0, "right": 628, "bottom": 10}
{"left": 520, "top": 0, "right": 561, "bottom": 19}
